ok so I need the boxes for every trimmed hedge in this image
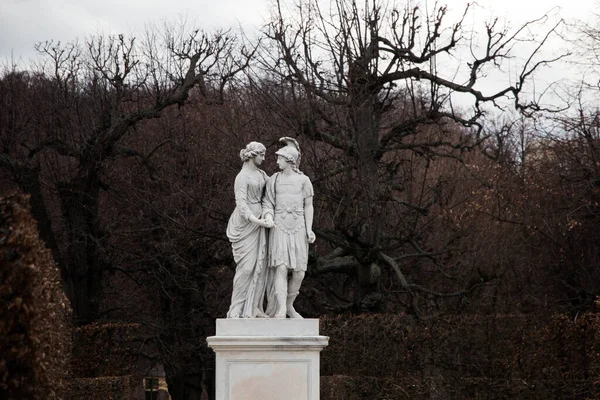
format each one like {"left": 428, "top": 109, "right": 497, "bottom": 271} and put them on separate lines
{"left": 71, "top": 322, "right": 140, "bottom": 378}
{"left": 67, "top": 375, "right": 141, "bottom": 399}
{"left": 0, "top": 193, "right": 71, "bottom": 399}
{"left": 321, "top": 375, "right": 600, "bottom": 400}
{"left": 320, "top": 313, "right": 600, "bottom": 399}
{"left": 68, "top": 311, "right": 600, "bottom": 398}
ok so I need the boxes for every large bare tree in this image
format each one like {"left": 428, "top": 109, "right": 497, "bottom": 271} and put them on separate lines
{"left": 257, "top": 0, "right": 566, "bottom": 315}
{"left": 0, "top": 24, "right": 254, "bottom": 324}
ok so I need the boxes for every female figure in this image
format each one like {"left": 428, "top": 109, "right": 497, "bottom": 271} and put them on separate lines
{"left": 226, "top": 142, "right": 272, "bottom": 318}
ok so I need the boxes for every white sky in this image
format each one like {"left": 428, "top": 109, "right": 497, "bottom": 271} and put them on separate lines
{"left": 1, "top": 0, "right": 598, "bottom": 110}
{"left": 0, "top": 0, "right": 270, "bottom": 62}
{"left": 1, "top": 0, "right": 597, "bottom": 63}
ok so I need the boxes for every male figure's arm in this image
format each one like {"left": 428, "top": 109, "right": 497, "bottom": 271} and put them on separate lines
{"left": 304, "top": 194, "right": 315, "bottom": 243}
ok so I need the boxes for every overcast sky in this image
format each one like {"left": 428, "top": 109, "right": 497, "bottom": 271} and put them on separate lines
{"left": 2, "top": 0, "right": 599, "bottom": 110}
{"left": 1, "top": 0, "right": 597, "bottom": 63}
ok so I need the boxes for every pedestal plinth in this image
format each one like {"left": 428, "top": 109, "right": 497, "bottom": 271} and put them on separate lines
{"left": 207, "top": 319, "right": 329, "bottom": 400}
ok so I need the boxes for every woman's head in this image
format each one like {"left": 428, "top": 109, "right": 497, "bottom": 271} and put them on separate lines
{"left": 239, "top": 141, "right": 266, "bottom": 163}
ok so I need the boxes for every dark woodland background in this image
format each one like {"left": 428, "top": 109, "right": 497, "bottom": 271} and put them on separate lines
{"left": 2, "top": 1, "right": 600, "bottom": 398}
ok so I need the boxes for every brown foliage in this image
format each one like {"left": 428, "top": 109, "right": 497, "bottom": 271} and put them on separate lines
{"left": 71, "top": 322, "right": 140, "bottom": 378}
{"left": 67, "top": 375, "right": 140, "bottom": 399}
{"left": 320, "top": 313, "right": 600, "bottom": 399}
{"left": 0, "top": 193, "right": 71, "bottom": 399}
{"left": 321, "top": 375, "right": 599, "bottom": 400}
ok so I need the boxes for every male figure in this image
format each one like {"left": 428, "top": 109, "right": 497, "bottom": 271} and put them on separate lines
{"left": 263, "top": 139, "right": 315, "bottom": 318}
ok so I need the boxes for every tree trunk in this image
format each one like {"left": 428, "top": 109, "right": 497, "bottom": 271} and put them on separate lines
{"left": 59, "top": 174, "right": 104, "bottom": 324}
{"left": 354, "top": 99, "right": 381, "bottom": 244}
{"left": 165, "top": 367, "right": 206, "bottom": 400}
{"left": 355, "top": 261, "right": 382, "bottom": 311}
{"left": 161, "top": 290, "right": 211, "bottom": 400}
{"left": 349, "top": 59, "right": 384, "bottom": 309}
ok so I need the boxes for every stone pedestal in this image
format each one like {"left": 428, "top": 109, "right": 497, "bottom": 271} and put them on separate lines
{"left": 207, "top": 319, "right": 329, "bottom": 400}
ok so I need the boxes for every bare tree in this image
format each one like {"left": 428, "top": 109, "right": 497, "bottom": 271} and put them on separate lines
{"left": 256, "top": 0, "right": 566, "bottom": 315}
{"left": 0, "top": 25, "right": 254, "bottom": 324}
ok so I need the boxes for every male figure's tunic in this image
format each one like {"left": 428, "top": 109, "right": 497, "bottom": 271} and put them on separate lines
{"left": 263, "top": 171, "right": 314, "bottom": 271}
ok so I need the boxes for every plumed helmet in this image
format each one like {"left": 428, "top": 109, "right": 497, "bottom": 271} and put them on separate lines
{"left": 278, "top": 136, "right": 301, "bottom": 167}
{"left": 275, "top": 145, "right": 299, "bottom": 164}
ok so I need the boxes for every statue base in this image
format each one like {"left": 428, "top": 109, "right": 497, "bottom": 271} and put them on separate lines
{"left": 207, "top": 319, "right": 329, "bottom": 400}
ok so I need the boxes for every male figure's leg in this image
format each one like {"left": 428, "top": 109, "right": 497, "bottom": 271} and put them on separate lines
{"left": 286, "top": 270, "right": 305, "bottom": 319}
{"left": 273, "top": 265, "right": 288, "bottom": 318}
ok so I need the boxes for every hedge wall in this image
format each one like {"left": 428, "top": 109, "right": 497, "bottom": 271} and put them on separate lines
{"left": 67, "top": 375, "right": 141, "bottom": 399}
{"left": 320, "top": 313, "right": 600, "bottom": 399}
{"left": 0, "top": 193, "right": 71, "bottom": 399}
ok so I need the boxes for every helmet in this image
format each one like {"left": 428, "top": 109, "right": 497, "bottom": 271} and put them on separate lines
{"left": 275, "top": 145, "right": 300, "bottom": 164}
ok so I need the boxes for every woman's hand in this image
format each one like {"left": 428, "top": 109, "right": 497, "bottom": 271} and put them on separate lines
{"left": 252, "top": 217, "right": 273, "bottom": 228}
{"left": 307, "top": 230, "right": 316, "bottom": 243}
{"left": 263, "top": 214, "right": 274, "bottom": 228}
{"left": 259, "top": 219, "right": 274, "bottom": 228}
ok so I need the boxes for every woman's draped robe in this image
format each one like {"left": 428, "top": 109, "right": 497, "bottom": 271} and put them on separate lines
{"left": 226, "top": 168, "right": 269, "bottom": 318}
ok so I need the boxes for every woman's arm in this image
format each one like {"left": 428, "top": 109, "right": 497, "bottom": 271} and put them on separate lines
{"left": 262, "top": 173, "right": 277, "bottom": 224}
{"left": 234, "top": 172, "right": 270, "bottom": 227}
{"left": 233, "top": 173, "right": 253, "bottom": 221}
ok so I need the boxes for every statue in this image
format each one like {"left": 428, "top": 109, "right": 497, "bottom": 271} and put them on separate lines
{"left": 263, "top": 138, "right": 315, "bottom": 318}
{"left": 226, "top": 142, "right": 273, "bottom": 318}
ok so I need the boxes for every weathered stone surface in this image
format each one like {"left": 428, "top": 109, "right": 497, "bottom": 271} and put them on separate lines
{"left": 208, "top": 318, "right": 328, "bottom": 400}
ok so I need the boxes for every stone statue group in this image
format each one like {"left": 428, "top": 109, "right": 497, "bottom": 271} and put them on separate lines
{"left": 226, "top": 138, "right": 315, "bottom": 319}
